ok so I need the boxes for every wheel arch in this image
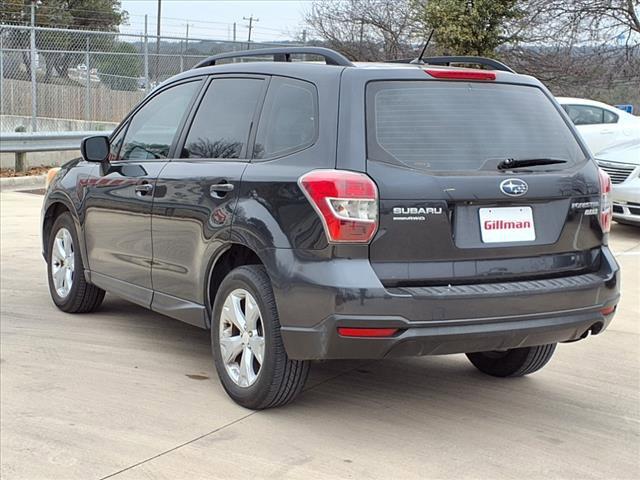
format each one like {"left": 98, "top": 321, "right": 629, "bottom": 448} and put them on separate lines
{"left": 42, "top": 201, "right": 72, "bottom": 257}
{"left": 42, "top": 196, "right": 91, "bottom": 282}
{"left": 205, "top": 243, "right": 266, "bottom": 329}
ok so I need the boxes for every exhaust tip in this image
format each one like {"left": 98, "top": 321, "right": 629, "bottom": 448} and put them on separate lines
{"left": 590, "top": 322, "right": 604, "bottom": 336}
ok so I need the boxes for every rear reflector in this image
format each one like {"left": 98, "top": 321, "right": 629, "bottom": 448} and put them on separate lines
{"left": 299, "top": 169, "right": 378, "bottom": 243}
{"left": 424, "top": 68, "right": 496, "bottom": 81}
{"left": 600, "top": 305, "right": 616, "bottom": 315}
{"left": 337, "top": 327, "right": 398, "bottom": 338}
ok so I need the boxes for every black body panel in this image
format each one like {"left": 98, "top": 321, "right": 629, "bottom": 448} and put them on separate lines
{"left": 150, "top": 160, "right": 247, "bottom": 326}
{"left": 83, "top": 161, "right": 166, "bottom": 296}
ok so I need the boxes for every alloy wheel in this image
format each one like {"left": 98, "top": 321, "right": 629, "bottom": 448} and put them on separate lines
{"left": 219, "top": 289, "right": 265, "bottom": 387}
{"left": 51, "top": 227, "right": 74, "bottom": 298}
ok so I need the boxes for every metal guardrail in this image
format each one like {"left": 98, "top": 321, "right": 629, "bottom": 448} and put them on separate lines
{"left": 0, "top": 131, "right": 112, "bottom": 172}
{"left": 0, "top": 131, "right": 111, "bottom": 153}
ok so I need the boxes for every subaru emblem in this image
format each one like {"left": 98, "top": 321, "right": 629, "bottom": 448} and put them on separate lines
{"left": 500, "top": 178, "right": 528, "bottom": 197}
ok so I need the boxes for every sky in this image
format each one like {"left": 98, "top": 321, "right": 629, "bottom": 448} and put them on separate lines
{"left": 119, "top": 0, "right": 312, "bottom": 42}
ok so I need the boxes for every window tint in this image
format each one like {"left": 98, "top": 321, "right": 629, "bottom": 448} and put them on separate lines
{"left": 182, "top": 78, "right": 264, "bottom": 159}
{"left": 120, "top": 81, "right": 200, "bottom": 161}
{"left": 603, "top": 109, "right": 619, "bottom": 124}
{"left": 564, "top": 104, "right": 605, "bottom": 125}
{"left": 254, "top": 77, "right": 318, "bottom": 159}
{"left": 367, "top": 82, "right": 584, "bottom": 172}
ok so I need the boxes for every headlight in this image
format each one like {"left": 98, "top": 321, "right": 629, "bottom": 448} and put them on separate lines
{"left": 45, "top": 167, "right": 61, "bottom": 189}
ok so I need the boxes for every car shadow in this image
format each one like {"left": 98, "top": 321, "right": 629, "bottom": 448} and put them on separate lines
{"left": 612, "top": 221, "right": 640, "bottom": 239}
{"left": 96, "top": 295, "right": 564, "bottom": 416}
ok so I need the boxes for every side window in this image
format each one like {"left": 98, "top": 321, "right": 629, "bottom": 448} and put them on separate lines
{"left": 253, "top": 77, "right": 318, "bottom": 160}
{"left": 565, "top": 105, "right": 604, "bottom": 125}
{"left": 108, "top": 124, "right": 126, "bottom": 161}
{"left": 182, "top": 78, "right": 264, "bottom": 159}
{"left": 603, "top": 109, "right": 619, "bottom": 124}
{"left": 120, "top": 81, "right": 201, "bottom": 161}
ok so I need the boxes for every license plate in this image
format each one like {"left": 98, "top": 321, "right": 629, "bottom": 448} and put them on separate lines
{"left": 479, "top": 207, "right": 535, "bottom": 243}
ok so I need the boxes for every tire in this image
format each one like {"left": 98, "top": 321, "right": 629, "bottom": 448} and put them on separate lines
{"left": 47, "top": 212, "right": 105, "bottom": 313}
{"left": 211, "top": 265, "right": 310, "bottom": 409}
{"left": 466, "top": 344, "right": 557, "bottom": 378}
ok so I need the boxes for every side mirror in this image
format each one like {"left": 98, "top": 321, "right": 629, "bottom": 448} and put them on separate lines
{"left": 81, "top": 135, "right": 110, "bottom": 163}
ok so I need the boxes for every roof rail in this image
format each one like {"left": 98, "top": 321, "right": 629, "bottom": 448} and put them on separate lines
{"left": 388, "top": 55, "right": 515, "bottom": 73}
{"left": 193, "top": 47, "right": 355, "bottom": 68}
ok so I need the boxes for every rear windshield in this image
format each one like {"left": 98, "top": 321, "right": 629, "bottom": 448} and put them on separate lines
{"left": 366, "top": 81, "right": 585, "bottom": 172}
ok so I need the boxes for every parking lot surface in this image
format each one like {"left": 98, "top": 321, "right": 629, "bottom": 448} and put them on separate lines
{"left": 1, "top": 189, "right": 639, "bottom": 480}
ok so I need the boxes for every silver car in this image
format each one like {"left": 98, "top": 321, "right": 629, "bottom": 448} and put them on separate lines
{"left": 596, "top": 139, "right": 640, "bottom": 226}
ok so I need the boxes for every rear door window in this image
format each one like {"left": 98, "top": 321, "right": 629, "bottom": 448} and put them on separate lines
{"left": 181, "top": 78, "right": 264, "bottom": 159}
{"left": 367, "top": 81, "right": 585, "bottom": 172}
{"left": 253, "top": 77, "right": 318, "bottom": 159}
{"left": 563, "top": 104, "right": 606, "bottom": 125}
{"left": 603, "top": 109, "right": 619, "bottom": 124}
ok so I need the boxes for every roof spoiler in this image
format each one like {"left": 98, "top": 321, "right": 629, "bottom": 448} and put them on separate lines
{"left": 388, "top": 55, "right": 515, "bottom": 73}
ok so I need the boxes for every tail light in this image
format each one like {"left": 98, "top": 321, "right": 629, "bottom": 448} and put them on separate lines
{"left": 299, "top": 169, "right": 379, "bottom": 243}
{"left": 598, "top": 168, "right": 612, "bottom": 234}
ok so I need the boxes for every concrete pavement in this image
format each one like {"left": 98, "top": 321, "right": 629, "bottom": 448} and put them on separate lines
{"left": 1, "top": 189, "right": 639, "bottom": 480}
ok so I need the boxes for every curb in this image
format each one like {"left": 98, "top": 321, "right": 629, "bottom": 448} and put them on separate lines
{"left": 0, "top": 174, "right": 46, "bottom": 190}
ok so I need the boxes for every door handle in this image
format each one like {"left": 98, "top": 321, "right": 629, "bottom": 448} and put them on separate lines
{"left": 210, "top": 182, "right": 234, "bottom": 198}
{"left": 135, "top": 183, "right": 154, "bottom": 195}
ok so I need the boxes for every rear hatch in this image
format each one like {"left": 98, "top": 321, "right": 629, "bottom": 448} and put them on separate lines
{"left": 365, "top": 78, "right": 604, "bottom": 287}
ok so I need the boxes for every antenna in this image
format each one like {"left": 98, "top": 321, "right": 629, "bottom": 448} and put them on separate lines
{"left": 412, "top": 29, "right": 435, "bottom": 65}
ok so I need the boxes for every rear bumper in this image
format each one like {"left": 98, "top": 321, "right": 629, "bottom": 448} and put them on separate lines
{"left": 268, "top": 247, "right": 620, "bottom": 360}
{"left": 282, "top": 308, "right": 616, "bottom": 360}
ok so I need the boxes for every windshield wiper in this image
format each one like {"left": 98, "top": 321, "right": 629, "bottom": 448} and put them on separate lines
{"left": 497, "top": 158, "right": 568, "bottom": 170}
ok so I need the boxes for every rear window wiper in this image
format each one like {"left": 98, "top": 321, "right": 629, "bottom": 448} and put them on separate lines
{"left": 497, "top": 158, "right": 568, "bottom": 170}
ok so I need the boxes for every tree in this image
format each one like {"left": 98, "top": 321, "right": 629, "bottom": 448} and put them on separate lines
{"left": 515, "top": 0, "right": 639, "bottom": 45}
{"left": 412, "top": 0, "right": 523, "bottom": 56}
{"left": 305, "top": 0, "right": 418, "bottom": 61}
{"left": 0, "top": 0, "right": 126, "bottom": 30}
{"left": 504, "top": 0, "right": 640, "bottom": 109}
{"left": 0, "top": 0, "right": 127, "bottom": 82}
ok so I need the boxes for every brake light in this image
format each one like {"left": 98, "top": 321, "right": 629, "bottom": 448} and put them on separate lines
{"left": 424, "top": 68, "right": 496, "bottom": 81}
{"left": 299, "top": 170, "right": 379, "bottom": 243}
{"left": 337, "top": 327, "right": 398, "bottom": 337}
{"left": 598, "top": 168, "right": 612, "bottom": 234}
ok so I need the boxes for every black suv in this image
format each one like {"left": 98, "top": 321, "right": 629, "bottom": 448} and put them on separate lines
{"left": 42, "top": 47, "right": 620, "bottom": 409}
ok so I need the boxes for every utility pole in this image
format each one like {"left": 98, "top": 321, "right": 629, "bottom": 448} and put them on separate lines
{"left": 243, "top": 15, "right": 258, "bottom": 49}
{"left": 155, "top": 0, "right": 161, "bottom": 83}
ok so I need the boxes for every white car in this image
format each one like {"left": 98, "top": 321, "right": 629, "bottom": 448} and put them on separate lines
{"left": 595, "top": 139, "right": 640, "bottom": 226}
{"left": 557, "top": 97, "right": 640, "bottom": 155}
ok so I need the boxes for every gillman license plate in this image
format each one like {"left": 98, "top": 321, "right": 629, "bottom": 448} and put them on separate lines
{"left": 479, "top": 206, "right": 536, "bottom": 243}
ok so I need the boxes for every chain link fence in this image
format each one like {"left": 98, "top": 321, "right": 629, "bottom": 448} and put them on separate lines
{"left": 0, "top": 24, "right": 296, "bottom": 132}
